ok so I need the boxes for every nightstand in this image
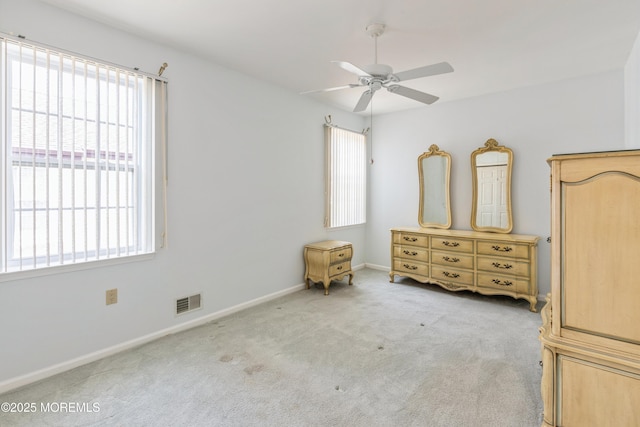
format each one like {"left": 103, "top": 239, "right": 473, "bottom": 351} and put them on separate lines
{"left": 304, "top": 240, "right": 353, "bottom": 295}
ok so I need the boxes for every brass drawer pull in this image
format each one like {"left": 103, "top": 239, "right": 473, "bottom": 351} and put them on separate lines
{"left": 492, "top": 262, "right": 513, "bottom": 269}
{"left": 492, "top": 278, "right": 513, "bottom": 286}
{"left": 491, "top": 245, "right": 513, "bottom": 252}
{"left": 402, "top": 263, "right": 418, "bottom": 270}
{"left": 403, "top": 236, "right": 418, "bottom": 242}
{"left": 338, "top": 253, "right": 345, "bottom": 258}
{"left": 442, "top": 240, "right": 460, "bottom": 247}
{"left": 442, "top": 256, "right": 460, "bottom": 263}
{"left": 443, "top": 271, "right": 460, "bottom": 278}
{"left": 403, "top": 250, "right": 418, "bottom": 256}
{"left": 336, "top": 266, "right": 343, "bottom": 271}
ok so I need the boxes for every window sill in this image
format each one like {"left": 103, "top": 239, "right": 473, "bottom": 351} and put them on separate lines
{"left": 0, "top": 253, "right": 156, "bottom": 283}
{"left": 326, "top": 222, "right": 366, "bottom": 231}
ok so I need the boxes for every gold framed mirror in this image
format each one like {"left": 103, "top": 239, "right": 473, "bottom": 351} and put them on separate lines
{"left": 471, "top": 138, "right": 513, "bottom": 233}
{"left": 418, "top": 144, "right": 452, "bottom": 229}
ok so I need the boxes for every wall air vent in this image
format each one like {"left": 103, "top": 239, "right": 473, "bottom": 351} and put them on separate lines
{"left": 176, "top": 294, "right": 201, "bottom": 315}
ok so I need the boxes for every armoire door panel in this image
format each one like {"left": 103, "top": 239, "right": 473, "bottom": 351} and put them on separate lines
{"left": 562, "top": 172, "right": 640, "bottom": 344}
{"left": 559, "top": 356, "right": 640, "bottom": 427}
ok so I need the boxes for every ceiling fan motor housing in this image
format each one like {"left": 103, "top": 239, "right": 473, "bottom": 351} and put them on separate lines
{"left": 362, "top": 63, "right": 393, "bottom": 77}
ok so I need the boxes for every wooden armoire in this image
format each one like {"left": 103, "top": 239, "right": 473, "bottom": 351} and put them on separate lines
{"left": 539, "top": 150, "right": 640, "bottom": 426}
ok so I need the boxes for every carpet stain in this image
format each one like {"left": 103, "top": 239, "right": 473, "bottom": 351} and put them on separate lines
{"left": 219, "top": 354, "right": 233, "bottom": 363}
{"left": 244, "top": 364, "right": 265, "bottom": 375}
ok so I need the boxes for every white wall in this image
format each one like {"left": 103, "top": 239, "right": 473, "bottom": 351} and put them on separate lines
{"left": 0, "top": 0, "right": 365, "bottom": 390}
{"left": 365, "top": 71, "right": 625, "bottom": 298}
{"left": 625, "top": 30, "right": 640, "bottom": 149}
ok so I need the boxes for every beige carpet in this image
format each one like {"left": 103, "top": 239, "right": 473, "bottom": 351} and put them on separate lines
{"left": 0, "top": 268, "right": 544, "bottom": 426}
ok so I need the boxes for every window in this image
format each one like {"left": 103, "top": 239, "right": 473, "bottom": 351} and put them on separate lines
{"left": 0, "top": 35, "right": 167, "bottom": 274}
{"left": 325, "top": 125, "right": 366, "bottom": 228}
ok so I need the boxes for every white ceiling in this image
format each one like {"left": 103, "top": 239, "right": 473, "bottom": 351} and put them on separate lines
{"left": 40, "top": 0, "right": 640, "bottom": 115}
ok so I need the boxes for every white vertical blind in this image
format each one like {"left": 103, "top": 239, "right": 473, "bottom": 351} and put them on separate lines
{"left": 0, "top": 34, "right": 166, "bottom": 273}
{"left": 325, "top": 125, "right": 366, "bottom": 228}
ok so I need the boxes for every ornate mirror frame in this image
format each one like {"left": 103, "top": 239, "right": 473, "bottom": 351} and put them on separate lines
{"left": 471, "top": 138, "right": 513, "bottom": 233}
{"left": 418, "top": 144, "right": 452, "bottom": 229}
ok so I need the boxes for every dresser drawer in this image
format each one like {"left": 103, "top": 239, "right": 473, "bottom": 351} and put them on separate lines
{"left": 431, "top": 250, "right": 474, "bottom": 270}
{"left": 477, "top": 256, "right": 530, "bottom": 277}
{"left": 477, "top": 241, "right": 530, "bottom": 259}
{"left": 430, "top": 236, "right": 473, "bottom": 253}
{"left": 393, "top": 232, "right": 429, "bottom": 248}
{"left": 393, "top": 259, "right": 429, "bottom": 277}
{"left": 330, "top": 246, "right": 352, "bottom": 263}
{"left": 328, "top": 261, "right": 351, "bottom": 277}
{"left": 393, "top": 245, "right": 428, "bottom": 260}
{"left": 431, "top": 266, "right": 474, "bottom": 286}
{"left": 477, "top": 272, "right": 530, "bottom": 294}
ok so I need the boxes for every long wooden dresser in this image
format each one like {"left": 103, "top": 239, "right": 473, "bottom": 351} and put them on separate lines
{"left": 390, "top": 227, "right": 539, "bottom": 311}
{"left": 539, "top": 150, "right": 640, "bottom": 426}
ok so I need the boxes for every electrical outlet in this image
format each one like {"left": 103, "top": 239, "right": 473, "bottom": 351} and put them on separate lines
{"left": 106, "top": 288, "right": 118, "bottom": 305}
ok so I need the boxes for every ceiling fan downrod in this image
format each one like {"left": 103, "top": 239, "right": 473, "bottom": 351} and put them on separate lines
{"left": 362, "top": 23, "right": 393, "bottom": 78}
{"left": 366, "top": 23, "right": 385, "bottom": 65}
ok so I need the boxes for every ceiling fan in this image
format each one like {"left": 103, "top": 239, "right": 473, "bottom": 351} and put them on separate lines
{"left": 302, "top": 23, "right": 454, "bottom": 112}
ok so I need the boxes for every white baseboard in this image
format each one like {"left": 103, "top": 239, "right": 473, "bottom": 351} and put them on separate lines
{"left": 0, "top": 282, "right": 307, "bottom": 395}
{"left": 364, "top": 262, "right": 389, "bottom": 271}
{"left": 352, "top": 263, "right": 366, "bottom": 271}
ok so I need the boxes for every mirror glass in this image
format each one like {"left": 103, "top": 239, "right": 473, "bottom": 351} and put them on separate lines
{"left": 418, "top": 145, "right": 451, "bottom": 228}
{"left": 471, "top": 139, "right": 513, "bottom": 233}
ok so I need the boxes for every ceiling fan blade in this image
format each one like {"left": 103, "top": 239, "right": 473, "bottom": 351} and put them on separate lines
{"left": 332, "top": 61, "right": 372, "bottom": 77}
{"left": 393, "top": 62, "right": 454, "bottom": 82}
{"left": 387, "top": 85, "right": 439, "bottom": 105}
{"left": 353, "top": 90, "right": 374, "bottom": 112}
{"left": 300, "top": 84, "right": 361, "bottom": 95}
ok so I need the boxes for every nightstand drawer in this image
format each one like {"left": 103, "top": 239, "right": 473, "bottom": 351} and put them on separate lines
{"left": 329, "top": 261, "right": 350, "bottom": 277}
{"left": 330, "top": 247, "right": 352, "bottom": 263}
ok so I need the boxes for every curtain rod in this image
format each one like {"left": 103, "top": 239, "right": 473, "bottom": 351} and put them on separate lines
{"left": 324, "top": 115, "right": 369, "bottom": 135}
{"left": 0, "top": 30, "right": 168, "bottom": 82}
